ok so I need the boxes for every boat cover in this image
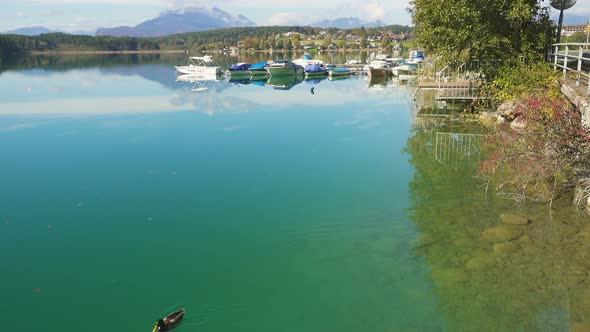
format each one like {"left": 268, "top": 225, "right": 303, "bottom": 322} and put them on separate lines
{"left": 250, "top": 61, "right": 267, "bottom": 70}
{"left": 230, "top": 63, "right": 251, "bottom": 71}
{"left": 304, "top": 64, "right": 326, "bottom": 73}
{"left": 332, "top": 68, "right": 350, "bottom": 73}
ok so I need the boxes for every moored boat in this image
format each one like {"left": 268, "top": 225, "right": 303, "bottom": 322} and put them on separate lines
{"left": 153, "top": 309, "right": 185, "bottom": 332}
{"left": 293, "top": 53, "right": 323, "bottom": 67}
{"left": 407, "top": 50, "right": 425, "bottom": 64}
{"left": 266, "top": 60, "right": 304, "bottom": 77}
{"left": 367, "top": 60, "right": 391, "bottom": 77}
{"left": 175, "top": 56, "right": 222, "bottom": 75}
{"left": 328, "top": 68, "right": 351, "bottom": 77}
{"left": 249, "top": 61, "right": 269, "bottom": 77}
{"left": 228, "top": 63, "right": 251, "bottom": 77}
{"left": 391, "top": 63, "right": 418, "bottom": 76}
{"left": 304, "top": 64, "right": 328, "bottom": 77}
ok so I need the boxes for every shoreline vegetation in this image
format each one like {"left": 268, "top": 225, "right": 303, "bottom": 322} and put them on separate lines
{"left": 0, "top": 25, "right": 413, "bottom": 58}
{"left": 26, "top": 48, "right": 394, "bottom": 55}
{"left": 410, "top": 0, "right": 589, "bottom": 209}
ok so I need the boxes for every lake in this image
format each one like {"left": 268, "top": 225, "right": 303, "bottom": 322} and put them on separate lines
{"left": 1, "top": 54, "right": 589, "bottom": 332}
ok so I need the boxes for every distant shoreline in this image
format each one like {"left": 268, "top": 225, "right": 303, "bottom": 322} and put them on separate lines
{"left": 29, "top": 50, "right": 187, "bottom": 55}
{"left": 27, "top": 48, "right": 383, "bottom": 56}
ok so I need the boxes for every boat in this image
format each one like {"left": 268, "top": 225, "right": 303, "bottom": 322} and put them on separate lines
{"left": 391, "top": 62, "right": 418, "bottom": 76}
{"left": 304, "top": 64, "right": 328, "bottom": 77}
{"left": 293, "top": 53, "right": 323, "bottom": 67}
{"left": 228, "top": 63, "right": 251, "bottom": 78}
{"left": 407, "top": 50, "right": 425, "bottom": 64}
{"left": 175, "top": 56, "right": 222, "bottom": 75}
{"left": 366, "top": 60, "right": 391, "bottom": 77}
{"left": 249, "top": 61, "right": 269, "bottom": 77}
{"left": 328, "top": 68, "right": 351, "bottom": 77}
{"left": 153, "top": 309, "right": 185, "bottom": 332}
{"left": 265, "top": 60, "right": 304, "bottom": 77}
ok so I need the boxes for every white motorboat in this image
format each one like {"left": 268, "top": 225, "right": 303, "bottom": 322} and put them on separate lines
{"left": 366, "top": 60, "right": 391, "bottom": 77}
{"left": 293, "top": 53, "right": 323, "bottom": 67}
{"left": 175, "top": 56, "right": 223, "bottom": 75}
{"left": 391, "top": 64, "right": 417, "bottom": 76}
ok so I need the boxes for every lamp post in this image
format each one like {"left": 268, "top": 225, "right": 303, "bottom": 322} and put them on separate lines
{"left": 550, "top": 0, "right": 578, "bottom": 44}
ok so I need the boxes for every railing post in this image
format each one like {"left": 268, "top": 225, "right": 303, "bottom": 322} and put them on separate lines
{"left": 554, "top": 45, "right": 558, "bottom": 71}
{"left": 563, "top": 45, "right": 570, "bottom": 79}
{"left": 578, "top": 45, "right": 583, "bottom": 87}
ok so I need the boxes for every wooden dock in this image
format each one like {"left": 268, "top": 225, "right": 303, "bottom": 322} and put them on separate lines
{"left": 416, "top": 81, "right": 483, "bottom": 101}
{"left": 418, "top": 81, "right": 482, "bottom": 88}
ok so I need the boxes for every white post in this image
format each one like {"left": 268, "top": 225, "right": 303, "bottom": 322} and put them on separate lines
{"left": 563, "top": 45, "right": 570, "bottom": 79}
{"left": 554, "top": 45, "right": 559, "bottom": 71}
{"left": 578, "top": 45, "right": 583, "bottom": 86}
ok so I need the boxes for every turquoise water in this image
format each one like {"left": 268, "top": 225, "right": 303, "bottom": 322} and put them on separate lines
{"left": 0, "top": 56, "right": 445, "bottom": 331}
{"left": 2, "top": 55, "right": 590, "bottom": 332}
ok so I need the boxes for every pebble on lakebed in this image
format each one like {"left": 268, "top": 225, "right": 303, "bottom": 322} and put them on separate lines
{"left": 482, "top": 225, "right": 523, "bottom": 243}
{"left": 493, "top": 241, "right": 520, "bottom": 255}
{"left": 466, "top": 253, "right": 497, "bottom": 271}
{"left": 499, "top": 213, "right": 531, "bottom": 225}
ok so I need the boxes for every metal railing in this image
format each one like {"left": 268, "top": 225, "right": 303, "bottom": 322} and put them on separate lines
{"left": 435, "top": 132, "right": 484, "bottom": 170}
{"left": 551, "top": 43, "right": 590, "bottom": 94}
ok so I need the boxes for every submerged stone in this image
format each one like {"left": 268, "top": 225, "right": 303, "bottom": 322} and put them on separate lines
{"left": 482, "top": 226, "right": 523, "bottom": 243}
{"left": 566, "top": 270, "right": 588, "bottom": 287}
{"left": 571, "top": 322, "right": 590, "bottom": 332}
{"left": 499, "top": 213, "right": 531, "bottom": 225}
{"left": 493, "top": 241, "right": 520, "bottom": 255}
{"left": 466, "top": 253, "right": 497, "bottom": 271}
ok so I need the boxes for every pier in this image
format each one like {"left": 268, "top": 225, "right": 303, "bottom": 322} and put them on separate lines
{"left": 413, "top": 61, "right": 486, "bottom": 102}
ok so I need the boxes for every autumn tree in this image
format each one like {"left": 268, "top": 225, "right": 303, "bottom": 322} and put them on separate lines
{"left": 409, "top": 0, "right": 554, "bottom": 66}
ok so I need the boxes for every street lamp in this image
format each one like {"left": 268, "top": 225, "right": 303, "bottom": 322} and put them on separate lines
{"left": 550, "top": 0, "right": 578, "bottom": 43}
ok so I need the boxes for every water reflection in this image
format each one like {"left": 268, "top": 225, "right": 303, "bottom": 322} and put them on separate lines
{"left": 406, "top": 117, "right": 590, "bottom": 331}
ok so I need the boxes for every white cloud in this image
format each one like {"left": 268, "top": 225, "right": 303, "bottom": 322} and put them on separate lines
{"left": 361, "top": 2, "right": 386, "bottom": 21}
{"left": 267, "top": 12, "right": 307, "bottom": 26}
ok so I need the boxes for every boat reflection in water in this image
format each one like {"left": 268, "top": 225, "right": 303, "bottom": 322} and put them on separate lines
{"left": 228, "top": 77, "right": 252, "bottom": 86}
{"left": 265, "top": 75, "right": 304, "bottom": 90}
{"left": 176, "top": 73, "right": 224, "bottom": 92}
{"left": 304, "top": 77, "right": 328, "bottom": 86}
{"left": 368, "top": 75, "right": 389, "bottom": 89}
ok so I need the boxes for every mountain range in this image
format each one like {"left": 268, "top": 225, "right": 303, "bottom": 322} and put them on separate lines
{"left": 1, "top": 26, "right": 94, "bottom": 36}
{"left": 309, "top": 17, "right": 386, "bottom": 29}
{"left": 4, "top": 7, "right": 395, "bottom": 38}
{"left": 95, "top": 7, "right": 256, "bottom": 37}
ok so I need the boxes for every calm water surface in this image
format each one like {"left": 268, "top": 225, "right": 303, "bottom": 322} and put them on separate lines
{"left": 1, "top": 54, "right": 589, "bottom": 331}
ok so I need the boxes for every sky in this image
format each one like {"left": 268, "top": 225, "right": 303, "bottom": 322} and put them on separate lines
{"left": 1, "top": 0, "right": 589, "bottom": 33}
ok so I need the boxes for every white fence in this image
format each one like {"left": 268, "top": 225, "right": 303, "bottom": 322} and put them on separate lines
{"left": 551, "top": 43, "right": 590, "bottom": 94}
